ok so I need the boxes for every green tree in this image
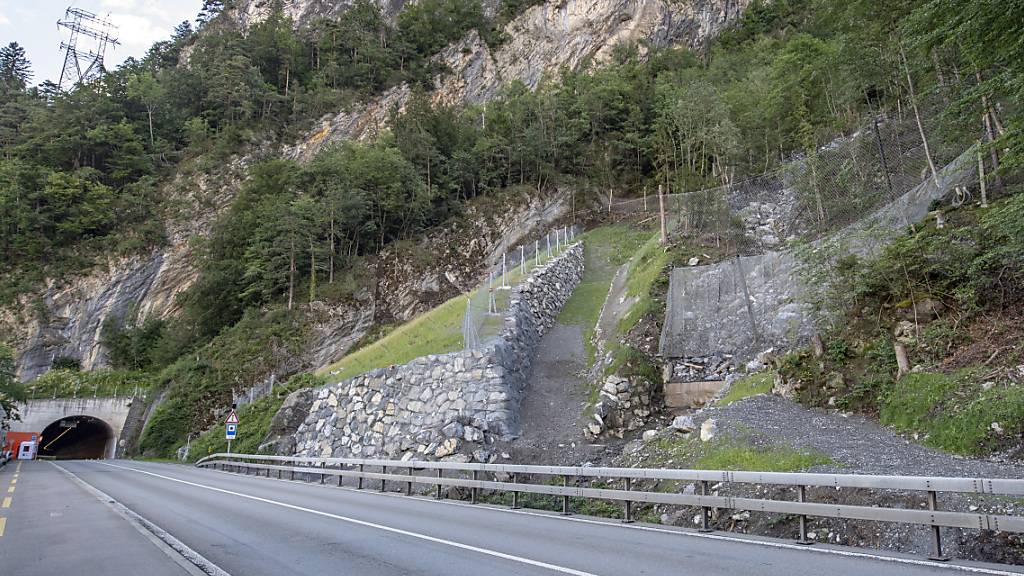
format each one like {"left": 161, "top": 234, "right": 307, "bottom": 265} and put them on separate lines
{"left": 0, "top": 344, "right": 25, "bottom": 428}
{"left": 0, "top": 42, "right": 31, "bottom": 95}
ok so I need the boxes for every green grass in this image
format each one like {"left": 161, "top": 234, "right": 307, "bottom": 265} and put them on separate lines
{"left": 718, "top": 372, "right": 775, "bottom": 406}
{"left": 556, "top": 224, "right": 652, "bottom": 362}
{"left": 649, "top": 434, "right": 832, "bottom": 472}
{"left": 617, "top": 233, "right": 669, "bottom": 335}
{"left": 318, "top": 293, "right": 467, "bottom": 382}
{"left": 185, "top": 376, "right": 320, "bottom": 462}
{"left": 880, "top": 371, "right": 1024, "bottom": 455}
{"left": 25, "top": 369, "right": 154, "bottom": 399}
{"left": 697, "top": 442, "right": 831, "bottom": 472}
{"left": 318, "top": 244, "right": 572, "bottom": 384}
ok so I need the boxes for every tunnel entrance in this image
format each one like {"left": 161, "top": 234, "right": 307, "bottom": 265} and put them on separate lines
{"left": 39, "top": 415, "right": 114, "bottom": 459}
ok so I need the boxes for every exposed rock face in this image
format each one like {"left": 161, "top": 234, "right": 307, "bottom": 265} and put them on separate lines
{"left": 5, "top": 0, "right": 749, "bottom": 381}
{"left": 1, "top": 158, "right": 251, "bottom": 381}
{"left": 260, "top": 387, "right": 318, "bottom": 454}
{"left": 290, "top": 243, "right": 584, "bottom": 460}
{"left": 285, "top": 0, "right": 753, "bottom": 161}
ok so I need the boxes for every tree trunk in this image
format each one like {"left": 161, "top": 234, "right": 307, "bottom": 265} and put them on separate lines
{"left": 147, "top": 107, "right": 154, "bottom": 148}
{"left": 658, "top": 184, "right": 667, "bottom": 245}
{"left": 894, "top": 342, "right": 910, "bottom": 380}
{"left": 329, "top": 209, "right": 335, "bottom": 284}
{"left": 900, "top": 43, "right": 939, "bottom": 187}
{"left": 309, "top": 238, "right": 316, "bottom": 303}
{"left": 287, "top": 237, "right": 295, "bottom": 311}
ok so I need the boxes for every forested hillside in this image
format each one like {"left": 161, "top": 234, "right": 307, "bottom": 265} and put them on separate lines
{"left": 1, "top": 0, "right": 1021, "bottom": 458}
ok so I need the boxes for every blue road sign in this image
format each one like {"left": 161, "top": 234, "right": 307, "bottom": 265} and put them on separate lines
{"left": 226, "top": 423, "right": 237, "bottom": 440}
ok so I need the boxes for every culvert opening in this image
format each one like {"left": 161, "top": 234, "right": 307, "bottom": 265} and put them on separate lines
{"left": 39, "top": 415, "right": 114, "bottom": 459}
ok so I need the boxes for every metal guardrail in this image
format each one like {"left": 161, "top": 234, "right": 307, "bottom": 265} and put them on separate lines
{"left": 197, "top": 453, "right": 1024, "bottom": 562}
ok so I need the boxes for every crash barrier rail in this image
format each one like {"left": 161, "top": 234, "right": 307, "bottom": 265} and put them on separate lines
{"left": 196, "top": 453, "right": 1024, "bottom": 562}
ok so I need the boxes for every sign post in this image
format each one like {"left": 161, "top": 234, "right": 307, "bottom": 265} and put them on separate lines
{"left": 225, "top": 409, "right": 239, "bottom": 454}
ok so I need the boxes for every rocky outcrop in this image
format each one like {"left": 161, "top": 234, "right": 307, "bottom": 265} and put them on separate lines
{"left": 2, "top": 157, "right": 252, "bottom": 381}
{"left": 285, "top": 0, "right": 753, "bottom": 161}
{"left": 260, "top": 387, "right": 318, "bottom": 455}
{"left": 5, "top": 0, "right": 749, "bottom": 381}
{"left": 290, "top": 243, "right": 584, "bottom": 460}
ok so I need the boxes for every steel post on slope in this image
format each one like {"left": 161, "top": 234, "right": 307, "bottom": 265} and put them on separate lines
{"left": 561, "top": 476, "right": 571, "bottom": 516}
{"left": 928, "top": 491, "right": 949, "bottom": 561}
{"left": 623, "top": 477, "right": 634, "bottom": 524}
{"left": 699, "top": 480, "right": 713, "bottom": 532}
{"left": 796, "top": 485, "right": 813, "bottom": 544}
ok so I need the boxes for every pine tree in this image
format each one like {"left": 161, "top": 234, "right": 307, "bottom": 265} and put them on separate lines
{"left": 0, "top": 42, "right": 32, "bottom": 95}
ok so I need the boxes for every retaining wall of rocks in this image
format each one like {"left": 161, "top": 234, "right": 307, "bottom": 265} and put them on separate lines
{"left": 289, "top": 243, "right": 584, "bottom": 461}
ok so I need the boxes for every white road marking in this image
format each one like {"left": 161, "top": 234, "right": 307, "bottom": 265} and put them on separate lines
{"left": 99, "top": 462, "right": 599, "bottom": 576}
{"left": 196, "top": 461, "right": 1024, "bottom": 576}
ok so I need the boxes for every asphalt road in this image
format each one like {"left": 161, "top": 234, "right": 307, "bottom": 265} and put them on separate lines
{"left": 1, "top": 459, "right": 1021, "bottom": 576}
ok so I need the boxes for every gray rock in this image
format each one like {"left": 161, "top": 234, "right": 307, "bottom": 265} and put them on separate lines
{"left": 670, "top": 415, "right": 696, "bottom": 433}
{"left": 700, "top": 419, "right": 718, "bottom": 442}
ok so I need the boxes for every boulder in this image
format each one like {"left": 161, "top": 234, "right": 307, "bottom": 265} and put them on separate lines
{"left": 260, "top": 387, "right": 316, "bottom": 455}
{"left": 670, "top": 415, "right": 696, "bottom": 433}
{"left": 435, "top": 438, "right": 460, "bottom": 458}
{"left": 642, "top": 429, "right": 659, "bottom": 441}
{"left": 442, "top": 421, "right": 464, "bottom": 439}
{"left": 700, "top": 419, "right": 718, "bottom": 442}
{"left": 463, "top": 426, "right": 484, "bottom": 443}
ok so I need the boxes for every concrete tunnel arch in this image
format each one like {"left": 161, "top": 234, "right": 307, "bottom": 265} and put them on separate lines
{"left": 38, "top": 415, "right": 115, "bottom": 460}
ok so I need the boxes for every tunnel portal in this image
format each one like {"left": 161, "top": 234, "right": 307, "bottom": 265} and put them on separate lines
{"left": 38, "top": 415, "right": 114, "bottom": 459}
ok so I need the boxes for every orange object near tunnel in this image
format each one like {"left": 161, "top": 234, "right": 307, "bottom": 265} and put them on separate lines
{"left": 5, "top": 432, "right": 39, "bottom": 460}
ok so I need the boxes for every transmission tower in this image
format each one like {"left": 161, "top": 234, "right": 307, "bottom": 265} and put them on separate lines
{"left": 57, "top": 7, "right": 120, "bottom": 92}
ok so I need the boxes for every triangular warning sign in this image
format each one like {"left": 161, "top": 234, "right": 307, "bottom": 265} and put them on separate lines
{"left": 226, "top": 410, "right": 239, "bottom": 424}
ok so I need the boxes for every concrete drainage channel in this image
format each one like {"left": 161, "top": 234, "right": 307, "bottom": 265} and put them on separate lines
{"left": 198, "top": 453, "right": 1024, "bottom": 566}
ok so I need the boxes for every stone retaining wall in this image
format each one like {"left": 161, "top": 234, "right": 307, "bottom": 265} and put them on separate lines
{"left": 288, "top": 243, "right": 584, "bottom": 461}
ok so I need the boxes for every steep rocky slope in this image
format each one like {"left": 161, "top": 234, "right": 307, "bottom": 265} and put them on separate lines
{"left": 4, "top": 0, "right": 751, "bottom": 381}
{"left": 286, "top": 0, "right": 752, "bottom": 161}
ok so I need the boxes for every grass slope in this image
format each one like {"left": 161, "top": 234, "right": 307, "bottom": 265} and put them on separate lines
{"left": 318, "top": 244, "right": 570, "bottom": 384}
{"left": 557, "top": 224, "right": 653, "bottom": 362}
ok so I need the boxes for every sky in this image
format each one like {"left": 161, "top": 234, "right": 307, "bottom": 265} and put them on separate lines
{"left": 0, "top": 0, "right": 204, "bottom": 85}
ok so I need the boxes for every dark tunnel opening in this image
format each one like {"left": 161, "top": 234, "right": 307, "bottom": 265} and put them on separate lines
{"left": 39, "top": 415, "right": 114, "bottom": 460}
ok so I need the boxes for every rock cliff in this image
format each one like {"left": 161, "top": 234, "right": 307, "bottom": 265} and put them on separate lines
{"left": 4, "top": 0, "right": 749, "bottom": 381}
{"left": 286, "top": 0, "right": 752, "bottom": 161}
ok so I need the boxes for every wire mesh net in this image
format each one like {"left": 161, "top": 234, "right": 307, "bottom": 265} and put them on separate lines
{"left": 462, "top": 225, "right": 580, "bottom": 349}
{"left": 610, "top": 108, "right": 980, "bottom": 256}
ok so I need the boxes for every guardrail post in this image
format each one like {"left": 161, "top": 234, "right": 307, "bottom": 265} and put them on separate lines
{"left": 472, "top": 470, "right": 479, "bottom": 504}
{"left": 320, "top": 462, "right": 326, "bottom": 484}
{"left": 623, "top": 478, "right": 634, "bottom": 524}
{"left": 436, "top": 469, "right": 443, "bottom": 499}
{"left": 796, "top": 485, "right": 812, "bottom": 545}
{"left": 357, "top": 464, "right": 364, "bottom": 489}
{"left": 380, "top": 465, "right": 387, "bottom": 492}
{"left": 561, "top": 476, "right": 571, "bottom": 516}
{"left": 406, "top": 467, "right": 413, "bottom": 496}
{"left": 699, "top": 481, "right": 712, "bottom": 532}
{"left": 338, "top": 466, "right": 343, "bottom": 487}
{"left": 290, "top": 464, "right": 295, "bottom": 480}
{"left": 928, "top": 491, "right": 949, "bottom": 561}
{"left": 277, "top": 466, "right": 282, "bottom": 479}
{"left": 511, "top": 473, "right": 520, "bottom": 509}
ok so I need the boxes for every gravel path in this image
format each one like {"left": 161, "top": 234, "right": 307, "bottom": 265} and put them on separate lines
{"left": 504, "top": 323, "right": 608, "bottom": 465}
{"left": 701, "top": 394, "right": 1024, "bottom": 478}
